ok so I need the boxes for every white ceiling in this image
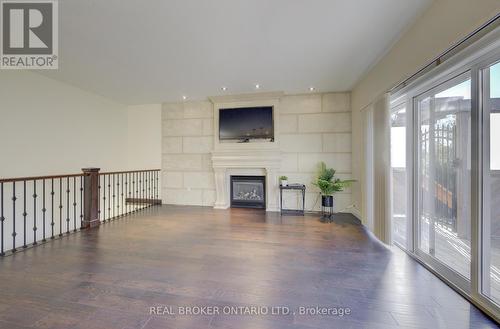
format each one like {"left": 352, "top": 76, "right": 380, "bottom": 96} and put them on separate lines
{"left": 39, "top": 0, "right": 432, "bottom": 105}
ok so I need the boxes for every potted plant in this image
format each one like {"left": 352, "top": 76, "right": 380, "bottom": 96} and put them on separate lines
{"left": 279, "top": 175, "right": 288, "bottom": 186}
{"left": 312, "top": 162, "right": 355, "bottom": 220}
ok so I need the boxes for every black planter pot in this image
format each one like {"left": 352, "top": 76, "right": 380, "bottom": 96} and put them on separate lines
{"left": 321, "top": 195, "right": 334, "bottom": 207}
{"left": 320, "top": 195, "right": 334, "bottom": 222}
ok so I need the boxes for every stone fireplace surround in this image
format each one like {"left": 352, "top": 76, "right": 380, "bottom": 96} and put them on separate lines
{"left": 209, "top": 92, "right": 282, "bottom": 212}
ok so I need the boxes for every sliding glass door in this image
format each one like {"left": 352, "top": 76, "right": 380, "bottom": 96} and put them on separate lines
{"left": 388, "top": 29, "right": 500, "bottom": 318}
{"left": 481, "top": 60, "right": 500, "bottom": 305}
{"left": 415, "top": 73, "right": 472, "bottom": 282}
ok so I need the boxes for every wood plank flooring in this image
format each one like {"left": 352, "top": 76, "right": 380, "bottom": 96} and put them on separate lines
{"left": 0, "top": 205, "right": 497, "bottom": 329}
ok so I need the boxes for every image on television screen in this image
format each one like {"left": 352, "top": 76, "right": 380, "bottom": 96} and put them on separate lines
{"left": 219, "top": 107, "right": 274, "bottom": 141}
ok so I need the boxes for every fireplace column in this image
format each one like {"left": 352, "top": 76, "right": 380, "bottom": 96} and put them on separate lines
{"left": 265, "top": 168, "right": 279, "bottom": 212}
{"left": 214, "top": 168, "right": 228, "bottom": 209}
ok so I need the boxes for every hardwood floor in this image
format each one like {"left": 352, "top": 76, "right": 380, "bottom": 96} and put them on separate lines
{"left": 0, "top": 205, "right": 497, "bottom": 329}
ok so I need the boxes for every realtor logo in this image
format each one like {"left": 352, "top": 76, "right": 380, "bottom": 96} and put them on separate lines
{"left": 0, "top": 0, "right": 58, "bottom": 69}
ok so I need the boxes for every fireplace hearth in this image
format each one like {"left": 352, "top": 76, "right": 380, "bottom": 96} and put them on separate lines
{"left": 230, "top": 176, "right": 266, "bottom": 209}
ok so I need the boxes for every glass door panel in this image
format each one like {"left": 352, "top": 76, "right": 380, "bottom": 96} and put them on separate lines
{"left": 391, "top": 103, "right": 408, "bottom": 249}
{"left": 482, "top": 60, "right": 500, "bottom": 305}
{"left": 416, "top": 73, "right": 472, "bottom": 280}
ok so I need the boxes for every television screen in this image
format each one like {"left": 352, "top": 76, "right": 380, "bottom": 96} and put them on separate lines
{"left": 219, "top": 107, "right": 274, "bottom": 141}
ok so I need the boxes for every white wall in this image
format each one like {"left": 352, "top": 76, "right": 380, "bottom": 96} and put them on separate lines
{"left": 127, "top": 104, "right": 162, "bottom": 170}
{"left": 350, "top": 0, "right": 500, "bottom": 224}
{"left": 0, "top": 71, "right": 129, "bottom": 178}
{"left": 161, "top": 92, "right": 353, "bottom": 211}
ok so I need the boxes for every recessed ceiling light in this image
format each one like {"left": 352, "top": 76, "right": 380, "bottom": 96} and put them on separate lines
{"left": 182, "top": 95, "right": 187, "bottom": 100}
{"left": 221, "top": 87, "right": 227, "bottom": 91}
{"left": 309, "top": 87, "right": 315, "bottom": 92}
{"left": 255, "top": 84, "right": 260, "bottom": 89}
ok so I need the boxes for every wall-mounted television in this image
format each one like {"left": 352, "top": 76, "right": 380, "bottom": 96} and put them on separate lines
{"left": 219, "top": 106, "right": 274, "bottom": 141}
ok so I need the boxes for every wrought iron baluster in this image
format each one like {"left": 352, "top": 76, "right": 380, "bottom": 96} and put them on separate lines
{"left": 33, "top": 180, "right": 37, "bottom": 245}
{"left": 80, "top": 176, "right": 84, "bottom": 228}
{"left": 98, "top": 176, "right": 101, "bottom": 221}
{"left": 59, "top": 178, "right": 63, "bottom": 237}
{"left": 23, "top": 180, "right": 27, "bottom": 248}
{"left": 108, "top": 174, "right": 111, "bottom": 220}
{"left": 125, "top": 173, "right": 129, "bottom": 214}
{"left": 129, "top": 172, "right": 132, "bottom": 213}
{"left": 120, "top": 174, "right": 125, "bottom": 216}
{"left": 133, "top": 173, "right": 136, "bottom": 211}
{"left": 112, "top": 174, "right": 116, "bottom": 219}
{"left": 132, "top": 172, "right": 135, "bottom": 211}
{"left": 146, "top": 171, "right": 149, "bottom": 205}
{"left": 139, "top": 172, "right": 142, "bottom": 209}
{"left": 150, "top": 171, "right": 152, "bottom": 204}
{"left": 73, "top": 177, "right": 77, "bottom": 232}
{"left": 51, "top": 179, "right": 55, "bottom": 239}
{"left": 156, "top": 170, "right": 159, "bottom": 199}
{"left": 103, "top": 174, "right": 106, "bottom": 222}
{"left": 117, "top": 174, "right": 120, "bottom": 217}
{"left": 148, "top": 171, "right": 151, "bottom": 206}
{"left": 0, "top": 182, "right": 4, "bottom": 256}
{"left": 42, "top": 179, "right": 46, "bottom": 242}
{"left": 136, "top": 172, "right": 139, "bottom": 211}
{"left": 66, "top": 177, "right": 70, "bottom": 234}
{"left": 145, "top": 171, "right": 149, "bottom": 206}
{"left": 12, "top": 182, "right": 17, "bottom": 252}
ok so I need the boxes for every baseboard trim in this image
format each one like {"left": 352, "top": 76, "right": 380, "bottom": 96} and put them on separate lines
{"left": 349, "top": 207, "right": 362, "bottom": 221}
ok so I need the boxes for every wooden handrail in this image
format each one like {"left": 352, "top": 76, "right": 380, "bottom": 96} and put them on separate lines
{"left": 0, "top": 169, "right": 161, "bottom": 183}
{"left": 0, "top": 173, "right": 84, "bottom": 183}
{"left": 99, "top": 169, "right": 160, "bottom": 175}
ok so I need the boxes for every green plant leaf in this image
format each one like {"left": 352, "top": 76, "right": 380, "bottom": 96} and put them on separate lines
{"left": 312, "top": 162, "right": 356, "bottom": 196}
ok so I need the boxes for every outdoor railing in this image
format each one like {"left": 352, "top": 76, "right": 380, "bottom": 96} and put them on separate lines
{"left": 0, "top": 168, "right": 160, "bottom": 256}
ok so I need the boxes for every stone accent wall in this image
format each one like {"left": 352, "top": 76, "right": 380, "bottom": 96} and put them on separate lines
{"left": 279, "top": 93, "right": 352, "bottom": 211}
{"left": 162, "top": 92, "right": 352, "bottom": 211}
{"left": 161, "top": 101, "right": 215, "bottom": 206}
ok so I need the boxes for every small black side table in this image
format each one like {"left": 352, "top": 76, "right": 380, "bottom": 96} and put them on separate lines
{"left": 279, "top": 184, "right": 306, "bottom": 215}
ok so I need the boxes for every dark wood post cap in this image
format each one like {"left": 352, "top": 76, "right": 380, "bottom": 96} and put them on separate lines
{"left": 82, "top": 168, "right": 101, "bottom": 173}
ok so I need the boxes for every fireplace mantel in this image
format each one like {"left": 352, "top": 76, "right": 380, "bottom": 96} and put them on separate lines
{"left": 209, "top": 92, "right": 283, "bottom": 212}
{"left": 211, "top": 149, "right": 281, "bottom": 212}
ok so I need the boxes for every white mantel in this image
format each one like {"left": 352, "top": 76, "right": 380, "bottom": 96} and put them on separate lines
{"left": 209, "top": 92, "right": 283, "bottom": 211}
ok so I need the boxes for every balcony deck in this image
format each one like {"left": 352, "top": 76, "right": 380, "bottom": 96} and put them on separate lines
{"left": 0, "top": 205, "right": 496, "bottom": 329}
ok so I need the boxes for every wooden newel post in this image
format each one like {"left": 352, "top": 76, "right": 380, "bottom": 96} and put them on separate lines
{"left": 82, "top": 168, "right": 101, "bottom": 229}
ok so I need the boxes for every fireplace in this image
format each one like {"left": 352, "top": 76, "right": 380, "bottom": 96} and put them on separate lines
{"left": 230, "top": 176, "right": 266, "bottom": 209}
